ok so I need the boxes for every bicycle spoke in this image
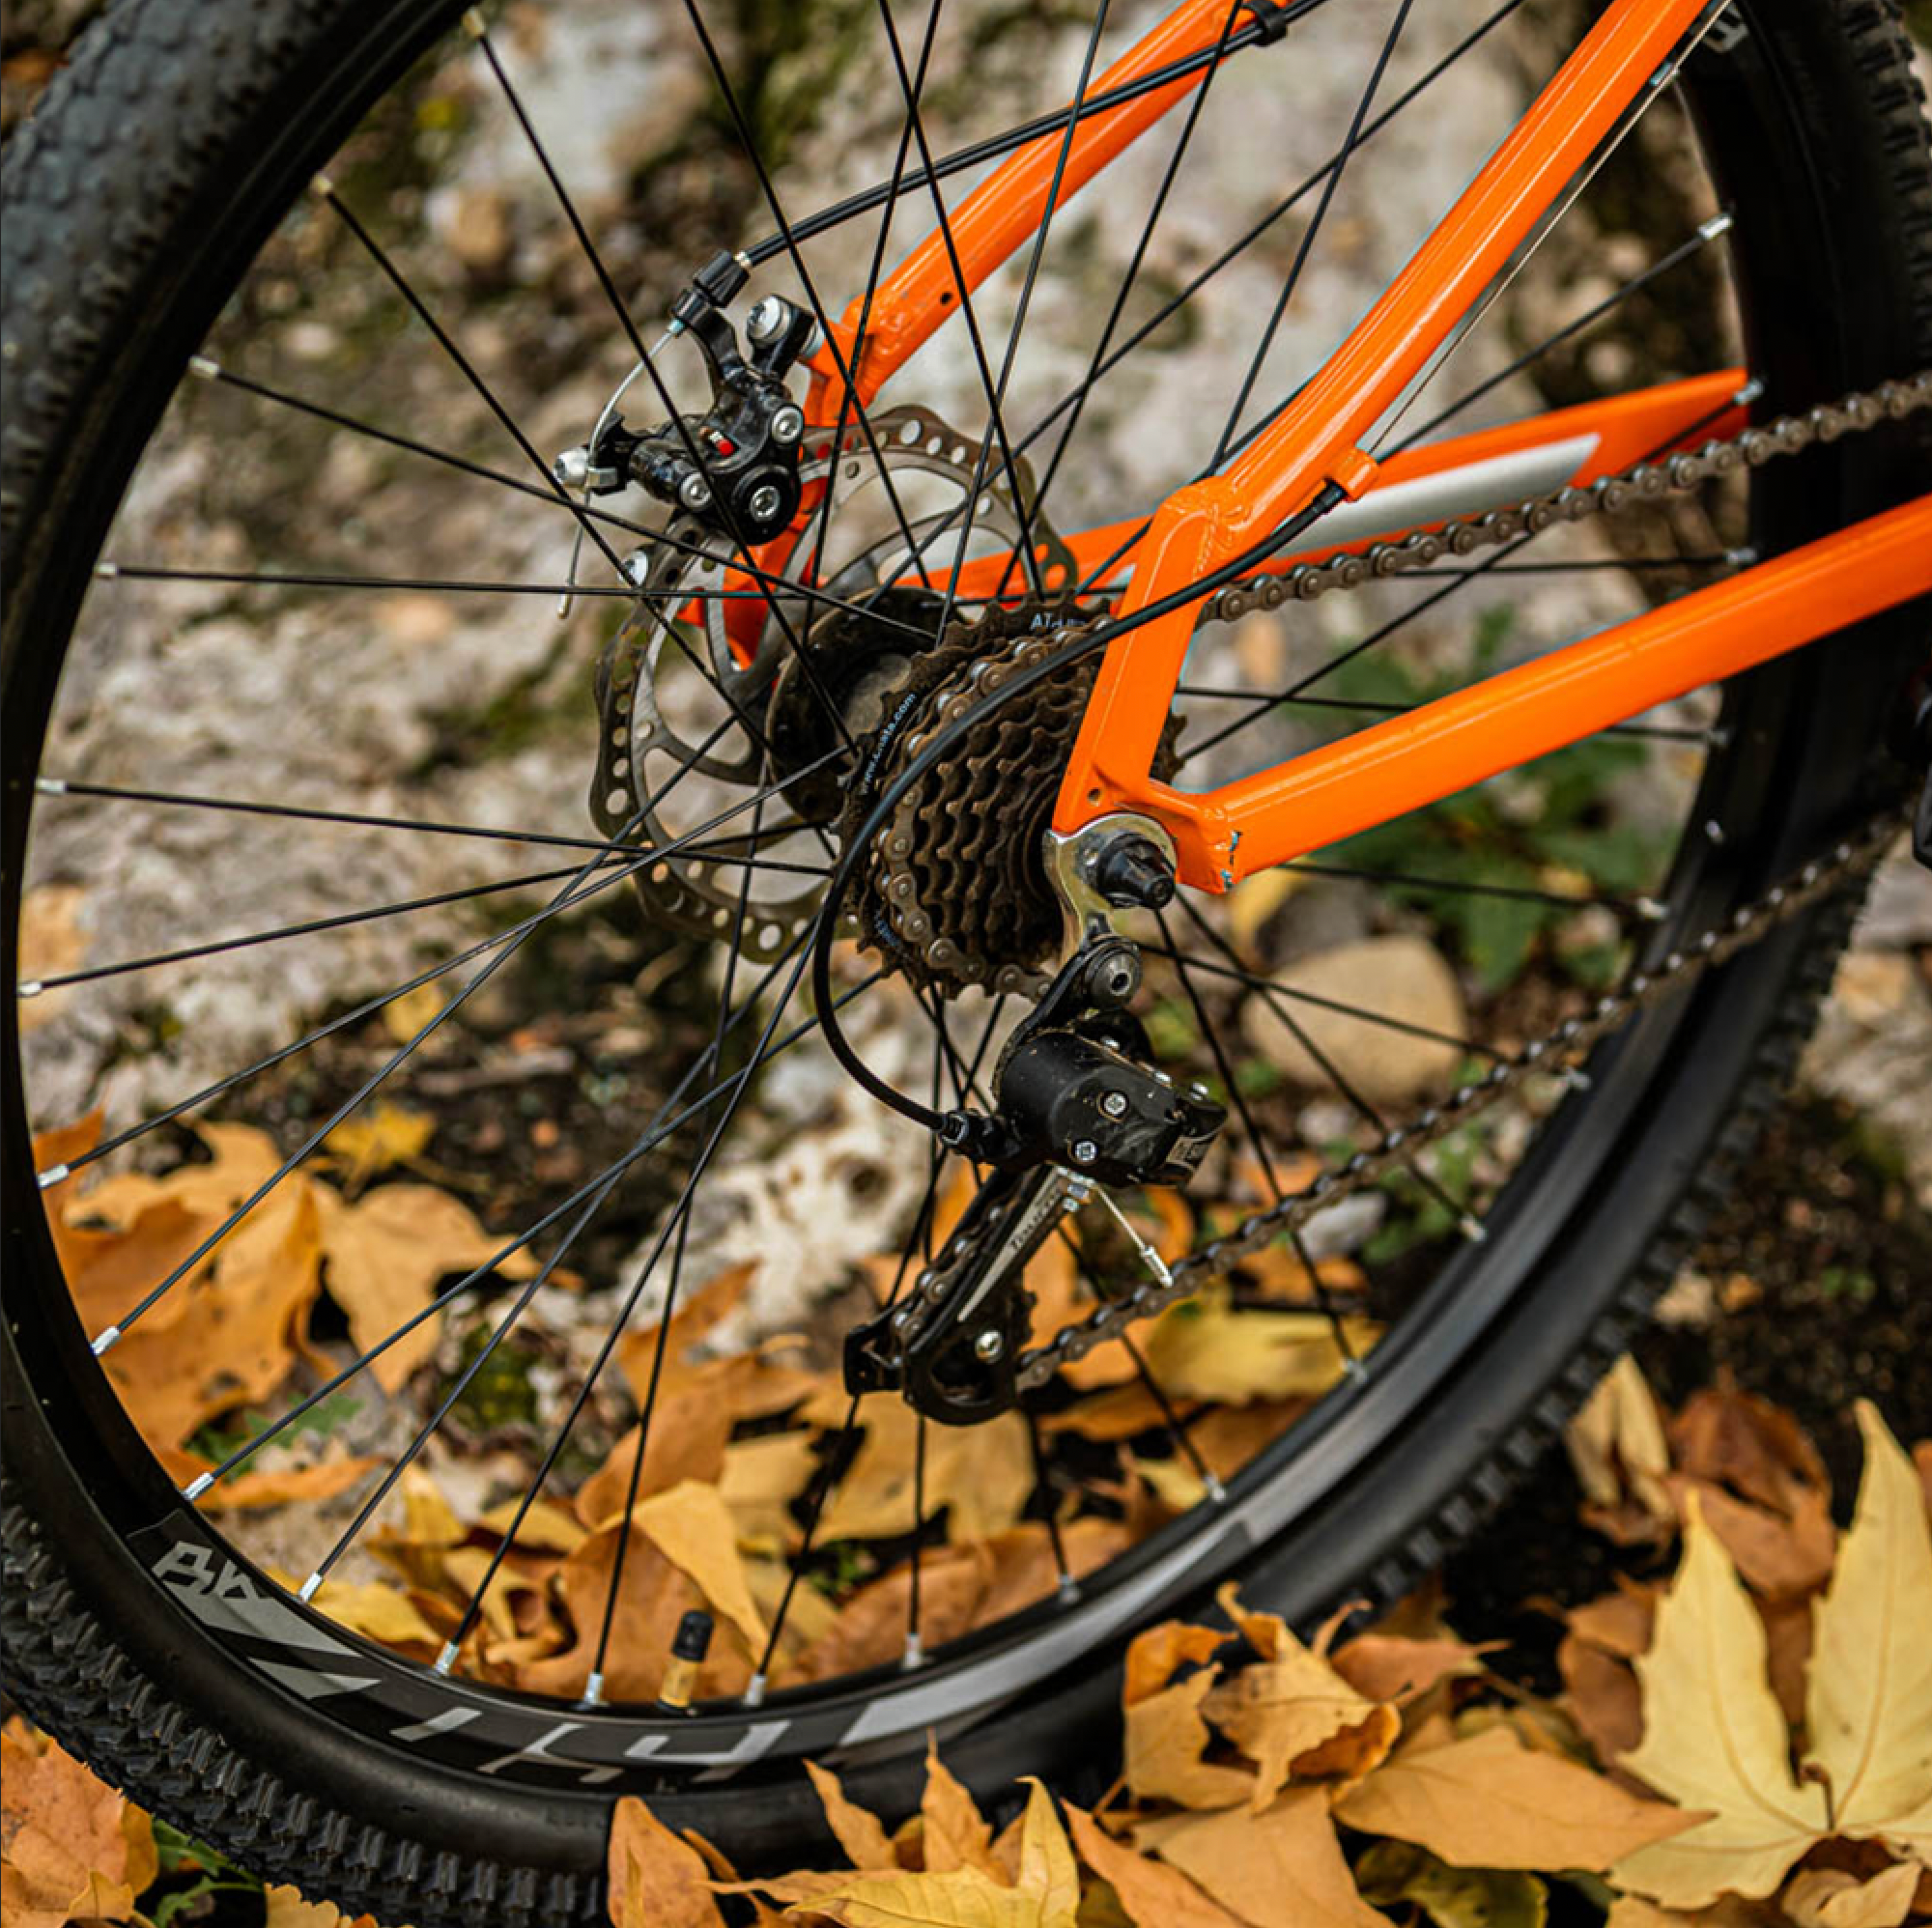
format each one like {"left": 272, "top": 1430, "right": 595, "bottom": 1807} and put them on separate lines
{"left": 1023, "top": 0, "right": 1249, "bottom": 546}
{"left": 431, "top": 931, "right": 821, "bottom": 1677}
{"left": 1181, "top": 391, "right": 1747, "bottom": 767}
{"left": 1176, "top": 894, "right": 1485, "bottom": 1241}
{"left": 1209, "top": 0, "right": 1417, "bottom": 468}
{"left": 187, "top": 935, "right": 886, "bottom": 1497}
{"left": 180, "top": 357, "right": 938, "bottom": 641}
{"left": 74, "top": 750, "right": 839, "bottom": 1343}
{"left": 872, "top": 0, "right": 1051, "bottom": 608}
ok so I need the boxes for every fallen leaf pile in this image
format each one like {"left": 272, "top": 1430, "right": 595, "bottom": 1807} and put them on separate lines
{"left": 35, "top": 1112, "right": 533, "bottom": 1501}
{"left": 34, "top": 1121, "right": 1379, "bottom": 1694}
{"left": 8, "top": 1385, "right": 1928, "bottom": 1928}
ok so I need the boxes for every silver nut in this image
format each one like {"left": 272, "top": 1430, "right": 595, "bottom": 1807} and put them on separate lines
{"left": 1100, "top": 1091, "right": 1129, "bottom": 1119}
{"left": 974, "top": 1329, "right": 1005, "bottom": 1363}
{"left": 554, "top": 446, "right": 591, "bottom": 489}
{"left": 678, "top": 472, "right": 714, "bottom": 511}
{"left": 771, "top": 403, "right": 804, "bottom": 444}
{"left": 746, "top": 296, "right": 788, "bottom": 343}
{"left": 1071, "top": 1139, "right": 1097, "bottom": 1165}
{"left": 747, "top": 483, "right": 783, "bottom": 523}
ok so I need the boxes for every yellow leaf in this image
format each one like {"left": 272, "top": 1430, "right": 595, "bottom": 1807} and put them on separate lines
{"left": 1782, "top": 1862, "right": 1920, "bottom": 1928}
{"left": 921, "top": 1739, "right": 1003, "bottom": 1879}
{"left": 476, "top": 1495, "right": 586, "bottom": 1553}
{"left": 788, "top": 1777, "right": 1078, "bottom": 1926}
{"left": 1122, "top": 1668, "right": 1256, "bottom": 1810}
{"left": 1140, "top": 1288, "right": 1377, "bottom": 1404}
{"left": 1064, "top": 1802, "right": 1247, "bottom": 1927}
{"left": 607, "top": 1794, "right": 726, "bottom": 1927}
{"left": 16, "top": 883, "right": 87, "bottom": 1033}
{"left": 806, "top": 1760, "right": 899, "bottom": 1871}
{"left": 1226, "top": 866, "right": 1305, "bottom": 954}
{"left": 636, "top": 1479, "right": 769, "bottom": 1655}
{"left": 811, "top": 1401, "right": 1032, "bottom": 1545}
{"left": 321, "top": 1100, "right": 434, "bottom": 1184}
{"left": 191, "top": 1454, "right": 381, "bottom": 1513}
{"left": 1136, "top": 1786, "right": 1389, "bottom": 1928}
{"left": 1337, "top": 1726, "right": 1697, "bottom": 1872}
{"left": 1566, "top": 1355, "right": 1674, "bottom": 1533}
{"left": 315, "top": 1181, "right": 535, "bottom": 1394}
{"left": 309, "top": 1579, "right": 443, "bottom": 1652}
{"left": 381, "top": 981, "right": 445, "bottom": 1043}
{"left": 1611, "top": 1494, "right": 1828, "bottom": 1906}
{"left": 1804, "top": 1403, "right": 1932, "bottom": 1850}
{"left": 0, "top": 1718, "right": 149, "bottom": 1927}
{"left": 1199, "top": 1583, "right": 1397, "bottom": 1807}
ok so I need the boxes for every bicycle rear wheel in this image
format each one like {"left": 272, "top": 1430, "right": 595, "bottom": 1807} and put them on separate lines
{"left": 4, "top": 1, "right": 1928, "bottom": 1919}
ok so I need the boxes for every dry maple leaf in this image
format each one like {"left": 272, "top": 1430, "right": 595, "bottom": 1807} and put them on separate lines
{"left": 607, "top": 1793, "right": 726, "bottom": 1927}
{"left": 1614, "top": 1403, "right": 1932, "bottom": 1907}
{"left": 805, "top": 1760, "right": 899, "bottom": 1871}
{"left": 1780, "top": 1862, "right": 1921, "bottom": 1928}
{"left": 0, "top": 1717, "right": 156, "bottom": 1928}
{"left": 1803, "top": 1403, "right": 1932, "bottom": 1856}
{"left": 1335, "top": 1724, "right": 1697, "bottom": 1872}
{"left": 1136, "top": 1785, "right": 1389, "bottom": 1928}
{"left": 780, "top": 1777, "right": 1079, "bottom": 1927}
{"left": 319, "top": 1099, "right": 435, "bottom": 1189}
{"left": 1202, "top": 1583, "right": 1399, "bottom": 1808}
{"left": 1566, "top": 1354, "right": 1675, "bottom": 1544}
{"left": 634, "top": 1477, "right": 769, "bottom": 1656}
{"left": 1063, "top": 1801, "right": 1245, "bottom": 1928}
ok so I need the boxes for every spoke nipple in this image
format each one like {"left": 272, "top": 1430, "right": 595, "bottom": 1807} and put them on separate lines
{"left": 578, "top": 1670, "right": 606, "bottom": 1709}
{"left": 1562, "top": 1067, "right": 1594, "bottom": 1092}
{"left": 1458, "top": 1214, "right": 1489, "bottom": 1245}
{"left": 1056, "top": 1574, "right": 1081, "bottom": 1603}
{"left": 1635, "top": 896, "right": 1668, "bottom": 921}
{"left": 1732, "top": 376, "right": 1765, "bottom": 407}
{"left": 461, "top": 7, "right": 487, "bottom": 36}
{"left": 183, "top": 1473, "right": 214, "bottom": 1501}
{"left": 433, "top": 1640, "right": 460, "bottom": 1677}
{"left": 93, "top": 562, "right": 120, "bottom": 580}
{"left": 90, "top": 1323, "right": 121, "bottom": 1356}
{"left": 311, "top": 172, "right": 336, "bottom": 201}
{"left": 1703, "top": 818, "right": 1727, "bottom": 846}
{"left": 1724, "top": 547, "right": 1758, "bottom": 569}
{"left": 187, "top": 354, "right": 220, "bottom": 381}
{"left": 36, "top": 778, "right": 69, "bottom": 795}
{"left": 742, "top": 1671, "right": 768, "bottom": 1709}
{"left": 1698, "top": 211, "right": 1735, "bottom": 241}
{"left": 298, "top": 1572, "right": 324, "bottom": 1603}
{"left": 899, "top": 1632, "right": 925, "bottom": 1671}
{"left": 1342, "top": 1356, "right": 1370, "bottom": 1386}
{"left": 1203, "top": 1471, "right": 1229, "bottom": 1505}
{"left": 17, "top": 981, "right": 43, "bottom": 999}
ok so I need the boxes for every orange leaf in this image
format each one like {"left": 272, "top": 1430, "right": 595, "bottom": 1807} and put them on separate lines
{"left": 607, "top": 1795, "right": 725, "bottom": 1927}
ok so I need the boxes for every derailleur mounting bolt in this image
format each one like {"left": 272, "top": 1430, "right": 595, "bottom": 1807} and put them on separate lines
{"left": 1100, "top": 1091, "right": 1129, "bottom": 1119}
{"left": 1071, "top": 1139, "right": 1098, "bottom": 1165}
{"left": 1092, "top": 832, "right": 1177, "bottom": 910}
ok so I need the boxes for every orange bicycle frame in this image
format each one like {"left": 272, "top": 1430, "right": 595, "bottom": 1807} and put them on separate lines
{"left": 788, "top": 0, "right": 1932, "bottom": 888}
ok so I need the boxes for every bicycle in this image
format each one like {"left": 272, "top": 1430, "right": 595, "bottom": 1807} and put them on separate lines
{"left": 3, "top": 0, "right": 1928, "bottom": 1918}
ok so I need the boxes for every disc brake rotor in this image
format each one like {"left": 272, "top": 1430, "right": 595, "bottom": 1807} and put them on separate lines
{"left": 588, "top": 404, "right": 1074, "bottom": 959}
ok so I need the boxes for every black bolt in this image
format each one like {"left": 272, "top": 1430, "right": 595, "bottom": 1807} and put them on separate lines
{"left": 1092, "top": 834, "right": 1175, "bottom": 909}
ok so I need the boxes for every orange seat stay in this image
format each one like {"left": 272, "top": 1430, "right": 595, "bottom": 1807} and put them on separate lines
{"left": 922, "top": 371, "right": 1749, "bottom": 604}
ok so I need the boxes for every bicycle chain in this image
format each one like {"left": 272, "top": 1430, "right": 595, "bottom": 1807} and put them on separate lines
{"left": 876, "top": 369, "right": 1932, "bottom": 1394}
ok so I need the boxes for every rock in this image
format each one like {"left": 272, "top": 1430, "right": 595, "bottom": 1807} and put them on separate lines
{"left": 1802, "top": 947, "right": 1932, "bottom": 1208}
{"left": 1241, "top": 934, "right": 1468, "bottom": 1106}
{"left": 1856, "top": 844, "right": 1932, "bottom": 950}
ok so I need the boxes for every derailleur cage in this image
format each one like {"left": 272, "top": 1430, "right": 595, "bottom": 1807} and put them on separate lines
{"left": 844, "top": 921, "right": 1228, "bottom": 1424}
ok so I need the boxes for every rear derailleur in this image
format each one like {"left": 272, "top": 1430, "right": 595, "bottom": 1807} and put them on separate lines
{"left": 844, "top": 828, "right": 1229, "bottom": 1425}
